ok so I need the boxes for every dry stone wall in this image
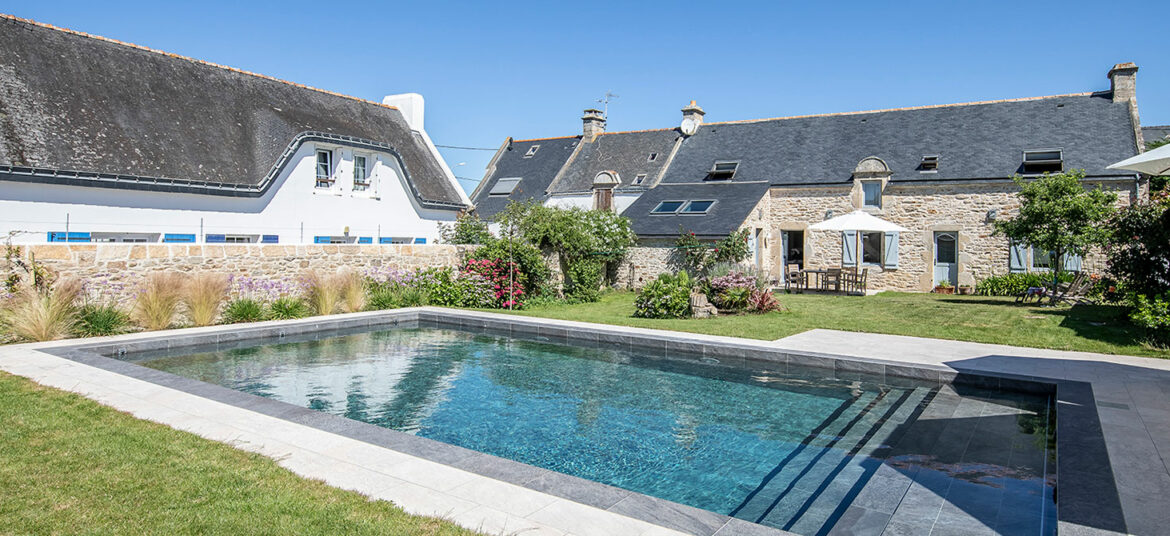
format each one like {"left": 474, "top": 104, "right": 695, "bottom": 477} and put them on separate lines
{"left": 4, "top": 244, "right": 468, "bottom": 304}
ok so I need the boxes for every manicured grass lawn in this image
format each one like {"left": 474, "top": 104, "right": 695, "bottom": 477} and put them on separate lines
{"left": 506, "top": 291, "right": 1168, "bottom": 358}
{"left": 0, "top": 371, "right": 479, "bottom": 536}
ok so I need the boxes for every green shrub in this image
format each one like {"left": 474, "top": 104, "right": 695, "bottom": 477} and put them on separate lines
{"left": 438, "top": 213, "right": 493, "bottom": 245}
{"left": 633, "top": 272, "right": 693, "bottom": 319}
{"left": 1130, "top": 293, "right": 1170, "bottom": 346}
{"left": 468, "top": 238, "right": 550, "bottom": 296}
{"left": 975, "top": 272, "right": 1074, "bottom": 297}
{"left": 76, "top": 303, "right": 132, "bottom": 337}
{"left": 222, "top": 298, "right": 265, "bottom": 324}
{"left": 366, "top": 286, "right": 401, "bottom": 310}
{"left": 564, "top": 259, "right": 603, "bottom": 303}
{"left": 267, "top": 297, "right": 310, "bottom": 320}
{"left": 419, "top": 268, "right": 462, "bottom": 307}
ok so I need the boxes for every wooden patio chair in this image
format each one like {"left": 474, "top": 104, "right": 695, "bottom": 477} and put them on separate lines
{"left": 1053, "top": 273, "right": 1097, "bottom": 306}
{"left": 783, "top": 264, "right": 803, "bottom": 293}
{"left": 822, "top": 268, "right": 842, "bottom": 293}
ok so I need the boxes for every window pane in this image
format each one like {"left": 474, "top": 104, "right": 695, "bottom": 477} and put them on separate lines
{"left": 862, "top": 182, "right": 882, "bottom": 207}
{"left": 489, "top": 177, "right": 521, "bottom": 195}
{"left": 682, "top": 200, "right": 714, "bottom": 213}
{"left": 936, "top": 234, "right": 957, "bottom": 264}
{"left": 1025, "top": 151, "right": 1061, "bottom": 162}
{"left": 1032, "top": 247, "right": 1052, "bottom": 269}
{"left": 353, "top": 156, "right": 366, "bottom": 180}
{"left": 316, "top": 151, "right": 331, "bottom": 179}
{"left": 652, "top": 201, "right": 684, "bottom": 213}
{"left": 862, "top": 232, "right": 883, "bottom": 264}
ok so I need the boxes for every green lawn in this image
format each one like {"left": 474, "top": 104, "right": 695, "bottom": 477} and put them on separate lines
{"left": 505, "top": 291, "right": 1168, "bottom": 358}
{"left": 0, "top": 371, "right": 479, "bottom": 536}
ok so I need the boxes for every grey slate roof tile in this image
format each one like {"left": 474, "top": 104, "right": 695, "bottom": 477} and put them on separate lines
{"left": 0, "top": 16, "right": 465, "bottom": 206}
{"left": 625, "top": 181, "right": 770, "bottom": 238}
{"left": 471, "top": 137, "right": 579, "bottom": 220}
{"left": 549, "top": 129, "right": 680, "bottom": 194}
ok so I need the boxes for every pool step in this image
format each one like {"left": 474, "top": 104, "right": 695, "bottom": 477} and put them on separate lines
{"left": 732, "top": 387, "right": 933, "bottom": 532}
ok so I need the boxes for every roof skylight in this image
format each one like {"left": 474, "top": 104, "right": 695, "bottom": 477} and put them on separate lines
{"left": 919, "top": 155, "right": 939, "bottom": 172}
{"left": 489, "top": 177, "right": 522, "bottom": 195}
{"left": 524, "top": 145, "right": 540, "bottom": 158}
{"left": 706, "top": 161, "right": 738, "bottom": 180}
{"left": 1022, "top": 149, "right": 1063, "bottom": 174}
{"left": 651, "top": 200, "right": 716, "bottom": 215}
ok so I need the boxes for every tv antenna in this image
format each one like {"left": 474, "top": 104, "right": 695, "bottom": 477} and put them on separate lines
{"left": 596, "top": 91, "right": 619, "bottom": 118}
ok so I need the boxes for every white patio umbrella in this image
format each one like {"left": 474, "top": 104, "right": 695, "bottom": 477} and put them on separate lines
{"left": 1107, "top": 143, "right": 1170, "bottom": 176}
{"left": 809, "top": 210, "right": 908, "bottom": 268}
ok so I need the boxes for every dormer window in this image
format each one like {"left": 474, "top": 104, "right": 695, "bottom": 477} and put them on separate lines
{"left": 919, "top": 155, "right": 939, "bottom": 172}
{"left": 707, "top": 161, "right": 739, "bottom": 180}
{"left": 633, "top": 173, "right": 647, "bottom": 185}
{"left": 862, "top": 181, "right": 882, "bottom": 208}
{"left": 352, "top": 154, "right": 370, "bottom": 191}
{"left": 489, "top": 177, "right": 522, "bottom": 196}
{"left": 648, "top": 153, "right": 658, "bottom": 162}
{"left": 315, "top": 149, "right": 334, "bottom": 188}
{"left": 1022, "top": 149, "right": 1063, "bottom": 174}
{"left": 524, "top": 145, "right": 540, "bottom": 158}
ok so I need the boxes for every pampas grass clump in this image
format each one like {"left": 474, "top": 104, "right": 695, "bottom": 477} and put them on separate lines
{"left": 134, "top": 272, "right": 184, "bottom": 331}
{"left": 0, "top": 278, "right": 83, "bottom": 342}
{"left": 339, "top": 270, "right": 366, "bottom": 313}
{"left": 303, "top": 271, "right": 341, "bottom": 316}
{"left": 183, "top": 273, "right": 229, "bottom": 326}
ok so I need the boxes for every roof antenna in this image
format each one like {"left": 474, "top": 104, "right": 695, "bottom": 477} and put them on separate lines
{"left": 596, "top": 91, "right": 619, "bottom": 119}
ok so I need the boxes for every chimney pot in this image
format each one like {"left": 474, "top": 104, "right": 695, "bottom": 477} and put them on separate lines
{"left": 582, "top": 108, "right": 606, "bottom": 138}
{"left": 1108, "top": 62, "right": 1138, "bottom": 103}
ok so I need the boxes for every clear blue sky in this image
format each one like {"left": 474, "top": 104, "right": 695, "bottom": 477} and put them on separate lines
{"left": 9, "top": 1, "right": 1168, "bottom": 193}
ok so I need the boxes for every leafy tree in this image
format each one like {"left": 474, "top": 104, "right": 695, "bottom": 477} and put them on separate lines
{"left": 438, "top": 214, "right": 492, "bottom": 245}
{"left": 994, "top": 170, "right": 1117, "bottom": 302}
{"left": 1106, "top": 198, "right": 1170, "bottom": 296}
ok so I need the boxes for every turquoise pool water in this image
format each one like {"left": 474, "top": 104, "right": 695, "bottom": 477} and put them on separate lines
{"left": 128, "top": 327, "right": 1055, "bottom": 535}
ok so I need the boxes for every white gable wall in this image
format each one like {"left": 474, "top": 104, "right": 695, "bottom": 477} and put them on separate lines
{"left": 0, "top": 142, "right": 459, "bottom": 244}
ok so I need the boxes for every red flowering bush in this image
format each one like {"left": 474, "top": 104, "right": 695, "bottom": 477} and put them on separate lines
{"left": 462, "top": 258, "right": 525, "bottom": 308}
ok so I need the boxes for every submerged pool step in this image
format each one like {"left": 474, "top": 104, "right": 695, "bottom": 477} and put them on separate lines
{"left": 733, "top": 387, "right": 933, "bottom": 532}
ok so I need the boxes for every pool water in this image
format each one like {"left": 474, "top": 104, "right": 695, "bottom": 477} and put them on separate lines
{"left": 127, "top": 327, "right": 1056, "bottom": 535}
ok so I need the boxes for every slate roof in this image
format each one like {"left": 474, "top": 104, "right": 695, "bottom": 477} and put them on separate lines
{"left": 547, "top": 129, "right": 680, "bottom": 194}
{"left": 660, "top": 93, "right": 1140, "bottom": 186}
{"left": 0, "top": 15, "right": 466, "bottom": 208}
{"left": 1145, "top": 126, "right": 1170, "bottom": 147}
{"left": 625, "top": 181, "right": 770, "bottom": 238}
{"left": 470, "top": 136, "right": 579, "bottom": 219}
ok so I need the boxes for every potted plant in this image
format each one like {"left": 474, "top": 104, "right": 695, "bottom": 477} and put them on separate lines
{"left": 958, "top": 284, "right": 974, "bottom": 295}
{"left": 934, "top": 280, "right": 955, "bottom": 294}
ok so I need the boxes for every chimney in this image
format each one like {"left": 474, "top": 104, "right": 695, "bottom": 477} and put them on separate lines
{"left": 682, "top": 100, "right": 705, "bottom": 124}
{"left": 582, "top": 108, "right": 606, "bottom": 138}
{"left": 1108, "top": 62, "right": 1138, "bottom": 103}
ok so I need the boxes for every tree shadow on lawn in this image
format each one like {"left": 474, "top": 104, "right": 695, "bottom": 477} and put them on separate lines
{"left": 937, "top": 298, "right": 1149, "bottom": 352}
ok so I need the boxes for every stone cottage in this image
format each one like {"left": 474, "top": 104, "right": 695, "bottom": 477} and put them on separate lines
{"left": 471, "top": 64, "right": 1147, "bottom": 291}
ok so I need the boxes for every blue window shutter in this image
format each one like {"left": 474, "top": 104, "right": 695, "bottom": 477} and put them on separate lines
{"left": 379, "top": 237, "right": 393, "bottom": 244}
{"left": 413, "top": 237, "right": 427, "bottom": 244}
{"left": 1009, "top": 241, "right": 1026, "bottom": 273}
{"left": 841, "top": 231, "right": 857, "bottom": 267}
{"left": 357, "top": 237, "right": 372, "bottom": 244}
{"left": 314, "top": 236, "right": 331, "bottom": 244}
{"left": 1063, "top": 252, "right": 1083, "bottom": 272}
{"left": 883, "top": 232, "right": 899, "bottom": 269}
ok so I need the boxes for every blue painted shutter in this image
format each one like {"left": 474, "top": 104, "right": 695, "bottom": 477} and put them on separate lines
{"left": 841, "top": 231, "right": 857, "bottom": 267}
{"left": 883, "top": 232, "right": 899, "bottom": 269}
{"left": 1063, "top": 252, "right": 1083, "bottom": 272}
{"left": 1009, "top": 241, "right": 1026, "bottom": 273}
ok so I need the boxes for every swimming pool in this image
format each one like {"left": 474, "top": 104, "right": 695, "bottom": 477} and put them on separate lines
{"left": 124, "top": 325, "right": 1056, "bottom": 535}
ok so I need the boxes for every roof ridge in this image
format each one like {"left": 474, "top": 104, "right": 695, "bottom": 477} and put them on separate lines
{"left": 598, "top": 127, "right": 679, "bottom": 136}
{"left": 510, "top": 135, "right": 582, "bottom": 143}
{"left": 0, "top": 13, "right": 400, "bottom": 112}
{"left": 704, "top": 92, "right": 1096, "bottom": 127}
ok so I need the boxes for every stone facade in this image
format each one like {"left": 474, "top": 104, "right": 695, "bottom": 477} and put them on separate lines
{"left": 3, "top": 244, "right": 468, "bottom": 303}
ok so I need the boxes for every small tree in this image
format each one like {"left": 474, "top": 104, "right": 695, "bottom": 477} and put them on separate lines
{"left": 994, "top": 170, "right": 1117, "bottom": 302}
{"left": 438, "top": 214, "right": 493, "bottom": 245}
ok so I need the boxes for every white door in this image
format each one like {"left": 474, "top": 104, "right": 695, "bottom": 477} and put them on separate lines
{"left": 933, "top": 232, "right": 958, "bottom": 286}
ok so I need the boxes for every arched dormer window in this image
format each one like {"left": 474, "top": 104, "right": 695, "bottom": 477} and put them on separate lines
{"left": 852, "top": 156, "right": 892, "bottom": 210}
{"left": 593, "top": 171, "right": 620, "bottom": 212}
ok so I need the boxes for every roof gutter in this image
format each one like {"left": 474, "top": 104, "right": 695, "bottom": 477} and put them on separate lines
{"left": 0, "top": 131, "right": 469, "bottom": 211}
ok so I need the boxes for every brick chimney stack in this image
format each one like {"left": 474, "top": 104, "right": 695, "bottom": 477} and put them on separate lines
{"left": 582, "top": 108, "right": 606, "bottom": 138}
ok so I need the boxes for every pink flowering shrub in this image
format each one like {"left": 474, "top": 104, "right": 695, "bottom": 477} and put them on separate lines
{"left": 462, "top": 258, "right": 525, "bottom": 308}
{"left": 708, "top": 270, "right": 759, "bottom": 311}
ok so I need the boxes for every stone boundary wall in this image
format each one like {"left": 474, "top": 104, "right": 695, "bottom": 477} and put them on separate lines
{"left": 3, "top": 244, "right": 469, "bottom": 303}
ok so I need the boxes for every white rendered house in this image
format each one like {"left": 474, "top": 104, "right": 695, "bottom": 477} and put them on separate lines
{"left": 0, "top": 15, "right": 469, "bottom": 245}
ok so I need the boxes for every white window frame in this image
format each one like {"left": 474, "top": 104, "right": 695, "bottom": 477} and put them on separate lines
{"left": 1022, "top": 149, "right": 1064, "bottom": 174}
{"left": 647, "top": 152, "right": 658, "bottom": 162}
{"left": 651, "top": 200, "right": 686, "bottom": 214}
{"left": 861, "top": 180, "right": 883, "bottom": 208}
{"left": 707, "top": 161, "right": 739, "bottom": 180}
{"left": 524, "top": 145, "right": 540, "bottom": 158}
{"left": 352, "top": 153, "right": 370, "bottom": 192}
{"left": 633, "top": 173, "right": 647, "bottom": 185}
{"left": 315, "top": 149, "right": 334, "bottom": 188}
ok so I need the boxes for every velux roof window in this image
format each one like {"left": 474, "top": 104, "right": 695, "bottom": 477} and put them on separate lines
{"left": 524, "top": 145, "right": 540, "bottom": 158}
{"left": 652, "top": 200, "right": 716, "bottom": 215}
{"left": 489, "top": 177, "right": 522, "bottom": 196}
{"left": 919, "top": 155, "right": 939, "bottom": 172}
{"left": 706, "top": 161, "right": 739, "bottom": 180}
{"left": 1022, "top": 149, "right": 1063, "bottom": 174}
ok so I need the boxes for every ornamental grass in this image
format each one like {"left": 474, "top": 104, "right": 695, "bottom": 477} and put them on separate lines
{"left": 183, "top": 273, "right": 229, "bottom": 327}
{"left": 0, "top": 278, "right": 83, "bottom": 342}
{"left": 133, "top": 272, "right": 184, "bottom": 331}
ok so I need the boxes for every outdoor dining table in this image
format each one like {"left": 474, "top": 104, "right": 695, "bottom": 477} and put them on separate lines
{"left": 798, "top": 269, "right": 833, "bottom": 292}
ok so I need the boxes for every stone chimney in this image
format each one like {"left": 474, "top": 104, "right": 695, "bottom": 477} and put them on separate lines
{"left": 1108, "top": 62, "right": 1138, "bottom": 103}
{"left": 682, "top": 100, "right": 705, "bottom": 124}
{"left": 582, "top": 108, "right": 606, "bottom": 138}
